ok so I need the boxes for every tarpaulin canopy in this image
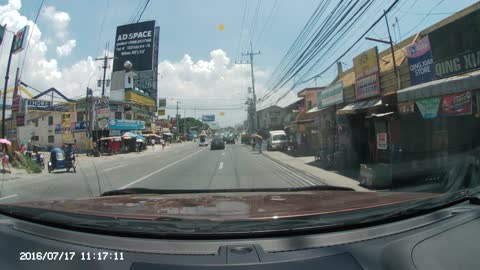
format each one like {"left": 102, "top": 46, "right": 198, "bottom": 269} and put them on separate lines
{"left": 397, "top": 69, "right": 480, "bottom": 102}
{"left": 337, "top": 98, "right": 382, "bottom": 115}
{"left": 121, "top": 132, "right": 137, "bottom": 139}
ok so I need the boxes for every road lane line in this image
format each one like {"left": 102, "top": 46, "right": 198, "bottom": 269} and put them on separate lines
{"left": 0, "top": 194, "right": 18, "bottom": 201}
{"left": 120, "top": 148, "right": 207, "bottom": 189}
{"left": 219, "top": 162, "right": 224, "bottom": 170}
{"left": 104, "top": 164, "right": 128, "bottom": 172}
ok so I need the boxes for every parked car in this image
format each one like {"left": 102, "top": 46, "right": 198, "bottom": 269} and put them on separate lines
{"left": 267, "top": 130, "right": 288, "bottom": 151}
{"left": 210, "top": 137, "right": 225, "bottom": 150}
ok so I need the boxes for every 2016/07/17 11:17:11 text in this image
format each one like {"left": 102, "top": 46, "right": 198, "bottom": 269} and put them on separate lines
{"left": 19, "top": 251, "right": 125, "bottom": 261}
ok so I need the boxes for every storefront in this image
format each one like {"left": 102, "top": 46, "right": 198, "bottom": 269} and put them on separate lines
{"left": 396, "top": 70, "right": 480, "bottom": 182}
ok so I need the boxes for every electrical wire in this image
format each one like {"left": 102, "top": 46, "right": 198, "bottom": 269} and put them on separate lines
{"left": 254, "top": 0, "right": 279, "bottom": 50}
{"left": 401, "top": 0, "right": 446, "bottom": 38}
{"left": 19, "top": 0, "right": 45, "bottom": 78}
{"left": 294, "top": 0, "right": 400, "bottom": 87}
{"left": 136, "top": 0, "right": 151, "bottom": 23}
{"left": 234, "top": 0, "right": 248, "bottom": 62}
{"left": 249, "top": 0, "right": 262, "bottom": 44}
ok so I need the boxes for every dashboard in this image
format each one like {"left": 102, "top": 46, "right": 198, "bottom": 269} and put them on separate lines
{"left": 0, "top": 200, "right": 479, "bottom": 270}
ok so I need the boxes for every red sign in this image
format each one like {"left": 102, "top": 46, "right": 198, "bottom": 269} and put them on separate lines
{"left": 12, "top": 95, "right": 20, "bottom": 112}
{"left": 440, "top": 91, "right": 472, "bottom": 116}
{"left": 16, "top": 114, "right": 25, "bottom": 127}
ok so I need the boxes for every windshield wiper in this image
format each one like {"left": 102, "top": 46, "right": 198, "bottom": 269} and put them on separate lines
{"left": 101, "top": 185, "right": 355, "bottom": 197}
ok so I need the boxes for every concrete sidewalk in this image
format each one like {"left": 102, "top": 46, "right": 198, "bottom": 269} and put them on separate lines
{"left": 262, "top": 150, "right": 370, "bottom": 192}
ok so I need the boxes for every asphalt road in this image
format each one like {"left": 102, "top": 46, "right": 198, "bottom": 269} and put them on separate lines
{"left": 0, "top": 141, "right": 325, "bottom": 204}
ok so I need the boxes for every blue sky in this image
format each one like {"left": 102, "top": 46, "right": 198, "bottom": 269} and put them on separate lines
{"left": 19, "top": 0, "right": 477, "bottom": 71}
{"left": 4, "top": 0, "right": 479, "bottom": 125}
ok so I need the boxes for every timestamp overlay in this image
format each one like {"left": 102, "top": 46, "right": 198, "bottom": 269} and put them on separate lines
{"left": 19, "top": 251, "right": 125, "bottom": 262}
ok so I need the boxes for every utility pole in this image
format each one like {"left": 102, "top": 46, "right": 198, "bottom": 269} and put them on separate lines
{"left": 365, "top": 10, "right": 401, "bottom": 91}
{"left": 95, "top": 42, "right": 115, "bottom": 97}
{"left": 2, "top": 32, "right": 16, "bottom": 139}
{"left": 238, "top": 41, "right": 260, "bottom": 132}
{"left": 176, "top": 101, "right": 180, "bottom": 138}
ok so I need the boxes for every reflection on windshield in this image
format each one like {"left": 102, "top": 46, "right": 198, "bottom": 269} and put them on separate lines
{"left": 0, "top": 0, "right": 479, "bottom": 234}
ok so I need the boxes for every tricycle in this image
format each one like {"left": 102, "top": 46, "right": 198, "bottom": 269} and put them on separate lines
{"left": 48, "top": 148, "right": 76, "bottom": 173}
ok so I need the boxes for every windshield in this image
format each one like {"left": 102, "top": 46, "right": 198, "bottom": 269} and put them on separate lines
{"left": 273, "top": 134, "right": 287, "bottom": 141}
{"left": 0, "top": 0, "right": 479, "bottom": 236}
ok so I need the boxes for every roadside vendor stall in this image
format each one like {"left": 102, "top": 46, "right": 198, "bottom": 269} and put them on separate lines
{"left": 98, "top": 137, "right": 121, "bottom": 155}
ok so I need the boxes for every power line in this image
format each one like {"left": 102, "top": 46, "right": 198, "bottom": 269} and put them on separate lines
{"left": 136, "top": 0, "right": 151, "bottom": 23}
{"left": 254, "top": 0, "right": 279, "bottom": 49}
{"left": 234, "top": 0, "right": 248, "bottom": 62}
{"left": 20, "top": 0, "right": 45, "bottom": 78}
{"left": 401, "top": 0, "right": 446, "bottom": 38}
{"left": 249, "top": 0, "right": 262, "bottom": 44}
{"left": 294, "top": 0, "right": 400, "bottom": 87}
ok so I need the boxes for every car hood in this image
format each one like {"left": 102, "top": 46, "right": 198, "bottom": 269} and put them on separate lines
{"left": 9, "top": 191, "right": 438, "bottom": 221}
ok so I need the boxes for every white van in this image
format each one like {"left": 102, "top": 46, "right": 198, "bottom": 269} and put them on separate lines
{"left": 267, "top": 130, "right": 288, "bottom": 151}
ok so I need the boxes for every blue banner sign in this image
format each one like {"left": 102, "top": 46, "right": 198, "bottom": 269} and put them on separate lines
{"left": 202, "top": 115, "right": 215, "bottom": 122}
{"left": 108, "top": 119, "right": 145, "bottom": 130}
{"left": 406, "top": 36, "right": 435, "bottom": 85}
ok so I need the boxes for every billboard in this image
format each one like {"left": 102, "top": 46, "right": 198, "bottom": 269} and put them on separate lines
{"left": 353, "top": 47, "right": 380, "bottom": 100}
{"left": 95, "top": 96, "right": 110, "bottom": 120}
{"left": 406, "top": 36, "right": 434, "bottom": 85}
{"left": 429, "top": 9, "right": 480, "bottom": 78}
{"left": 317, "top": 81, "right": 343, "bottom": 109}
{"left": 12, "top": 25, "right": 29, "bottom": 54}
{"left": 113, "top": 20, "right": 155, "bottom": 72}
{"left": 202, "top": 115, "right": 215, "bottom": 122}
{"left": 0, "top": 25, "right": 4, "bottom": 46}
{"left": 158, "top": 98, "right": 166, "bottom": 107}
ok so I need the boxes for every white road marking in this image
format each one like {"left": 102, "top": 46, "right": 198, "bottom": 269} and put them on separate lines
{"left": 221, "top": 152, "right": 225, "bottom": 156}
{"left": 0, "top": 194, "right": 18, "bottom": 201}
{"left": 264, "top": 156, "right": 317, "bottom": 186}
{"left": 103, "top": 164, "right": 128, "bottom": 172}
{"left": 219, "top": 162, "right": 224, "bottom": 170}
{"left": 120, "top": 147, "right": 207, "bottom": 189}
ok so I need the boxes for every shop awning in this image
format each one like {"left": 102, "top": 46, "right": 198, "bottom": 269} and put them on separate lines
{"left": 337, "top": 98, "right": 382, "bottom": 115}
{"left": 294, "top": 107, "right": 329, "bottom": 123}
{"left": 398, "top": 70, "right": 480, "bottom": 102}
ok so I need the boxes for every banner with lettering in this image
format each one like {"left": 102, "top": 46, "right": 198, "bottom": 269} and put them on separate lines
{"left": 440, "top": 91, "right": 472, "bottom": 116}
{"left": 406, "top": 36, "right": 434, "bottom": 85}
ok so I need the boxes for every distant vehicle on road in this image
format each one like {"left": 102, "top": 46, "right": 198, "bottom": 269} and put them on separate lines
{"left": 199, "top": 131, "right": 208, "bottom": 147}
{"left": 210, "top": 137, "right": 225, "bottom": 150}
{"left": 267, "top": 130, "right": 288, "bottom": 151}
{"left": 225, "top": 135, "right": 235, "bottom": 144}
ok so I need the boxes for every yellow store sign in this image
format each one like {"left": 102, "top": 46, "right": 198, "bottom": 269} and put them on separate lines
{"left": 125, "top": 91, "right": 156, "bottom": 107}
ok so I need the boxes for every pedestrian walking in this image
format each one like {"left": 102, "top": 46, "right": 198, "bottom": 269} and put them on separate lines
{"left": 161, "top": 139, "right": 166, "bottom": 149}
{"left": 2, "top": 152, "right": 11, "bottom": 173}
{"left": 151, "top": 138, "right": 155, "bottom": 148}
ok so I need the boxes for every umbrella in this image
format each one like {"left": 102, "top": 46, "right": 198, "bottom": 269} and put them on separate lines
{"left": 0, "top": 138, "right": 11, "bottom": 145}
{"left": 251, "top": 134, "right": 263, "bottom": 139}
{"left": 121, "top": 132, "right": 137, "bottom": 139}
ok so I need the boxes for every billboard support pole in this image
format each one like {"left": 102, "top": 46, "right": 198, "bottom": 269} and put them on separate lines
{"left": 2, "top": 33, "right": 16, "bottom": 139}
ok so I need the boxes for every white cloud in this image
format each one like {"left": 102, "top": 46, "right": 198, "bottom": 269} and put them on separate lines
{"left": 41, "top": 5, "right": 71, "bottom": 39}
{"left": 0, "top": 0, "right": 107, "bottom": 101}
{"left": 158, "top": 49, "right": 271, "bottom": 126}
{"left": 56, "top": 39, "right": 76, "bottom": 57}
